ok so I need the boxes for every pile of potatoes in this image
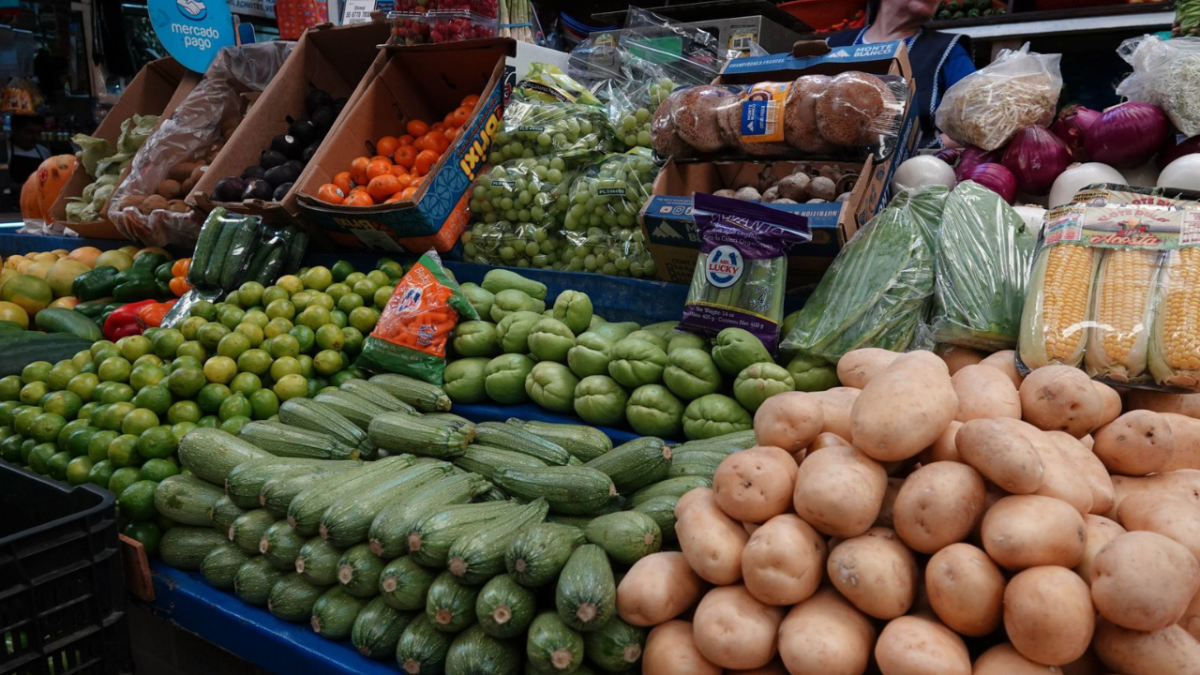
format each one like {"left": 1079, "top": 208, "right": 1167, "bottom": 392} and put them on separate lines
{"left": 617, "top": 346, "right": 1200, "bottom": 675}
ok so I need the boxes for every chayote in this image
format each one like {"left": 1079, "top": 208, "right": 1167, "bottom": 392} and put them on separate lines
{"left": 567, "top": 332, "right": 614, "bottom": 379}
{"left": 608, "top": 338, "right": 669, "bottom": 389}
{"left": 682, "top": 393, "right": 753, "bottom": 440}
{"left": 626, "top": 384, "right": 684, "bottom": 438}
{"left": 711, "top": 328, "right": 773, "bottom": 376}
{"left": 781, "top": 309, "right": 803, "bottom": 342}
{"left": 443, "top": 357, "right": 490, "bottom": 404}
{"left": 784, "top": 354, "right": 840, "bottom": 392}
{"left": 592, "top": 321, "right": 640, "bottom": 342}
{"left": 663, "top": 348, "right": 722, "bottom": 401}
{"left": 641, "top": 321, "right": 681, "bottom": 343}
{"left": 525, "top": 361, "right": 580, "bottom": 413}
{"left": 460, "top": 283, "right": 496, "bottom": 319}
{"left": 624, "top": 330, "right": 668, "bottom": 352}
{"left": 552, "top": 290, "right": 594, "bottom": 335}
{"left": 588, "top": 314, "right": 607, "bottom": 331}
{"left": 484, "top": 353, "right": 536, "bottom": 404}
{"left": 490, "top": 289, "right": 545, "bottom": 323}
{"left": 495, "top": 311, "right": 542, "bottom": 354}
{"left": 733, "top": 363, "right": 796, "bottom": 412}
{"left": 527, "top": 318, "right": 575, "bottom": 363}
{"left": 573, "top": 375, "right": 629, "bottom": 426}
{"left": 667, "top": 332, "right": 709, "bottom": 355}
{"left": 452, "top": 321, "right": 501, "bottom": 358}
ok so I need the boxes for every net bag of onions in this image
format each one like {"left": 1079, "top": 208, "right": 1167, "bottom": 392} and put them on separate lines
{"left": 1115, "top": 35, "right": 1200, "bottom": 137}
{"left": 935, "top": 43, "right": 1062, "bottom": 152}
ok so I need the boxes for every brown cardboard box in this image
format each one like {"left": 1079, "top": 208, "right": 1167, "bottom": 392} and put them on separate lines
{"left": 49, "top": 57, "right": 197, "bottom": 240}
{"left": 189, "top": 21, "right": 392, "bottom": 224}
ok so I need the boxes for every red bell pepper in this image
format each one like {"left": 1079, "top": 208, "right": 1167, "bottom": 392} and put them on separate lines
{"left": 103, "top": 299, "right": 158, "bottom": 341}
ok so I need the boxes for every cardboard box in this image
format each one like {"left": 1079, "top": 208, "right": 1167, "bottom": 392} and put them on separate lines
{"left": 49, "top": 57, "right": 197, "bottom": 239}
{"left": 190, "top": 21, "right": 393, "bottom": 224}
{"left": 295, "top": 38, "right": 515, "bottom": 253}
{"left": 638, "top": 40, "right": 920, "bottom": 288}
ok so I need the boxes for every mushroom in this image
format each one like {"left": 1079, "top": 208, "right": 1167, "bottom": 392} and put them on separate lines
{"left": 785, "top": 75, "right": 836, "bottom": 154}
{"left": 836, "top": 191, "right": 853, "bottom": 203}
{"left": 773, "top": 198, "right": 798, "bottom": 204}
{"left": 809, "top": 176, "right": 837, "bottom": 202}
{"left": 762, "top": 185, "right": 780, "bottom": 203}
{"left": 713, "top": 189, "right": 737, "bottom": 199}
{"left": 777, "top": 173, "right": 811, "bottom": 202}
{"left": 734, "top": 187, "right": 762, "bottom": 202}
{"left": 651, "top": 91, "right": 689, "bottom": 158}
{"left": 675, "top": 86, "right": 732, "bottom": 153}
{"left": 816, "top": 72, "right": 889, "bottom": 147}
{"left": 806, "top": 198, "right": 827, "bottom": 204}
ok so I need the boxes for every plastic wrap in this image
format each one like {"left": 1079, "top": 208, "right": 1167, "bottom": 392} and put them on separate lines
{"left": 387, "top": 10, "right": 498, "bottom": 45}
{"left": 461, "top": 157, "right": 577, "bottom": 269}
{"left": 496, "top": 99, "right": 615, "bottom": 164}
{"left": 185, "top": 207, "right": 271, "bottom": 292}
{"left": 931, "top": 180, "right": 1037, "bottom": 351}
{"left": 935, "top": 43, "right": 1062, "bottom": 152}
{"left": 107, "top": 41, "right": 294, "bottom": 247}
{"left": 780, "top": 186, "right": 947, "bottom": 363}
{"left": 1116, "top": 35, "right": 1200, "bottom": 138}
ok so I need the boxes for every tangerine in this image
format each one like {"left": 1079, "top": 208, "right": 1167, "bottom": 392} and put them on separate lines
{"left": 399, "top": 186, "right": 419, "bottom": 200}
{"left": 366, "top": 158, "right": 393, "bottom": 181}
{"left": 333, "top": 171, "right": 354, "bottom": 193}
{"left": 389, "top": 164, "right": 410, "bottom": 178}
{"left": 367, "top": 175, "right": 402, "bottom": 202}
{"left": 461, "top": 94, "right": 480, "bottom": 108}
{"left": 444, "top": 127, "right": 459, "bottom": 141}
{"left": 343, "top": 191, "right": 375, "bottom": 207}
{"left": 413, "top": 150, "right": 438, "bottom": 176}
{"left": 412, "top": 135, "right": 427, "bottom": 152}
{"left": 399, "top": 134, "right": 415, "bottom": 146}
{"left": 349, "top": 156, "right": 371, "bottom": 185}
{"left": 316, "top": 184, "right": 345, "bottom": 205}
{"left": 432, "top": 122, "right": 446, "bottom": 132}
{"left": 447, "top": 106, "right": 472, "bottom": 128}
{"left": 394, "top": 146, "right": 416, "bottom": 169}
{"left": 375, "top": 136, "right": 400, "bottom": 159}
{"left": 423, "top": 131, "right": 449, "bottom": 154}
{"left": 406, "top": 119, "right": 430, "bottom": 137}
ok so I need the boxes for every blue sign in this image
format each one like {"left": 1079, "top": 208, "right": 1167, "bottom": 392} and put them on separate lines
{"left": 148, "top": 0, "right": 237, "bottom": 73}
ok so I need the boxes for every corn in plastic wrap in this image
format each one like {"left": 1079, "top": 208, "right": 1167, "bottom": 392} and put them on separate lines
{"left": 1085, "top": 249, "right": 1161, "bottom": 382}
{"left": 1018, "top": 244, "right": 1098, "bottom": 369}
{"left": 1149, "top": 247, "right": 1200, "bottom": 389}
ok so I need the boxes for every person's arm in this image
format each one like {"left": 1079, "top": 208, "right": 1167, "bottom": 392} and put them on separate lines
{"left": 941, "top": 43, "right": 976, "bottom": 93}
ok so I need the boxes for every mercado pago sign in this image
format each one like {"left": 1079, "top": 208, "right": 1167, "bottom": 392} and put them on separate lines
{"left": 148, "top": 0, "right": 237, "bottom": 73}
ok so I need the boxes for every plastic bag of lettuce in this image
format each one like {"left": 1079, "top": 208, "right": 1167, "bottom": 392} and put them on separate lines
{"left": 65, "top": 113, "right": 158, "bottom": 223}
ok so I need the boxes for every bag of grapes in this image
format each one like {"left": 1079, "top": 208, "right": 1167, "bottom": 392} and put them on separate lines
{"left": 558, "top": 227, "right": 658, "bottom": 278}
{"left": 461, "top": 157, "right": 579, "bottom": 269}
{"left": 498, "top": 99, "right": 616, "bottom": 165}
{"left": 679, "top": 193, "right": 811, "bottom": 351}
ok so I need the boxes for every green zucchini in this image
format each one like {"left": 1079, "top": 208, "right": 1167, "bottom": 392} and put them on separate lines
{"left": 200, "top": 543, "right": 252, "bottom": 591}
{"left": 478, "top": 486, "right": 509, "bottom": 502}
{"left": 289, "top": 455, "right": 414, "bottom": 536}
{"left": 583, "top": 511, "right": 662, "bottom": 565}
{"left": 584, "top": 438, "right": 672, "bottom": 493}
{"left": 476, "top": 574, "right": 536, "bottom": 639}
{"left": 666, "top": 452, "right": 724, "bottom": 479}
{"left": 279, "top": 398, "right": 373, "bottom": 455}
{"left": 445, "top": 624, "right": 522, "bottom": 675}
{"left": 505, "top": 523, "right": 585, "bottom": 588}
{"left": 670, "top": 429, "right": 757, "bottom": 455}
{"left": 314, "top": 389, "right": 390, "bottom": 431}
{"left": 546, "top": 514, "right": 599, "bottom": 530}
{"left": 407, "top": 502, "right": 524, "bottom": 569}
{"left": 369, "top": 412, "right": 473, "bottom": 459}
{"left": 296, "top": 537, "right": 344, "bottom": 586}
{"left": 526, "top": 611, "right": 584, "bottom": 673}
{"left": 226, "top": 458, "right": 359, "bottom": 509}
{"left": 178, "top": 428, "right": 272, "bottom": 485}
{"left": 395, "top": 615, "right": 454, "bottom": 675}
{"left": 211, "top": 495, "right": 248, "bottom": 534}
{"left": 454, "top": 445, "right": 546, "bottom": 481}
{"left": 234, "top": 556, "right": 285, "bottom": 607}
{"left": 380, "top": 556, "right": 437, "bottom": 611}
{"left": 229, "top": 509, "right": 277, "bottom": 554}
{"left": 420, "top": 413, "right": 476, "bottom": 431}
{"left": 506, "top": 419, "right": 612, "bottom": 462}
{"left": 426, "top": 571, "right": 479, "bottom": 633}
{"left": 668, "top": 449, "right": 728, "bottom": 465}
{"left": 320, "top": 462, "right": 453, "bottom": 548}
{"left": 261, "top": 469, "right": 350, "bottom": 518}
{"left": 153, "top": 474, "right": 223, "bottom": 526}
{"left": 632, "top": 495, "right": 680, "bottom": 543}
{"left": 239, "top": 421, "right": 359, "bottom": 460}
{"left": 369, "top": 373, "right": 452, "bottom": 412}
{"left": 311, "top": 586, "right": 368, "bottom": 640}
{"left": 447, "top": 499, "right": 549, "bottom": 585}
{"left": 260, "top": 520, "right": 307, "bottom": 571}
{"left": 493, "top": 467, "right": 617, "bottom": 516}
{"left": 339, "top": 379, "right": 418, "bottom": 414}
{"left": 338, "top": 543, "right": 386, "bottom": 598}
{"left": 268, "top": 572, "right": 325, "bottom": 622}
{"left": 582, "top": 615, "right": 646, "bottom": 672}
{"left": 628, "top": 476, "right": 711, "bottom": 507}
{"left": 352, "top": 596, "right": 417, "bottom": 660}
{"left": 368, "top": 473, "right": 492, "bottom": 558}
{"left": 555, "top": 544, "right": 615, "bottom": 632}
{"left": 160, "top": 526, "right": 228, "bottom": 571}
{"left": 473, "top": 423, "right": 571, "bottom": 466}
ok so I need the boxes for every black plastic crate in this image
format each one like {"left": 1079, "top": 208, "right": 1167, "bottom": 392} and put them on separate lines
{"left": 0, "top": 463, "right": 131, "bottom": 675}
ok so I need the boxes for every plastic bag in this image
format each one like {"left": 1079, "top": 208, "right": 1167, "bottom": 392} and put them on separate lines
{"left": 935, "top": 43, "right": 1062, "bottom": 151}
{"left": 185, "top": 206, "right": 283, "bottom": 292}
{"left": 1116, "top": 35, "right": 1200, "bottom": 137}
{"left": 461, "top": 157, "right": 577, "bottom": 270}
{"left": 558, "top": 148, "right": 661, "bottom": 276}
{"left": 107, "top": 41, "right": 294, "bottom": 247}
{"left": 358, "top": 250, "right": 480, "bottom": 385}
{"left": 496, "top": 98, "right": 615, "bottom": 165}
{"left": 559, "top": 227, "right": 658, "bottom": 278}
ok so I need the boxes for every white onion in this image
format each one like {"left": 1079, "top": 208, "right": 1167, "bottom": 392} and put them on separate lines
{"left": 1048, "top": 162, "right": 1126, "bottom": 208}
{"left": 891, "top": 156, "right": 957, "bottom": 193}
{"left": 1158, "top": 155, "right": 1200, "bottom": 190}
{"left": 1013, "top": 205, "right": 1048, "bottom": 236}
{"left": 1121, "top": 161, "right": 1161, "bottom": 188}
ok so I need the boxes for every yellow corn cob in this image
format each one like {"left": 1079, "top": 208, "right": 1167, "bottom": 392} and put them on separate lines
{"left": 1149, "top": 247, "right": 1200, "bottom": 389}
{"left": 1018, "top": 244, "right": 1097, "bottom": 369}
{"left": 1085, "top": 249, "right": 1159, "bottom": 382}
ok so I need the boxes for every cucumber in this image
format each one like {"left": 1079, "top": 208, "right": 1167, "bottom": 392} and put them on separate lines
{"left": 628, "top": 476, "right": 711, "bottom": 507}
{"left": 526, "top": 611, "right": 584, "bottom": 674}
{"left": 283, "top": 228, "right": 307, "bottom": 275}
{"left": 583, "top": 511, "right": 663, "bottom": 565}
{"left": 584, "top": 437, "right": 672, "bottom": 493}
{"left": 226, "top": 458, "right": 359, "bottom": 509}
{"left": 228, "top": 509, "right": 277, "bottom": 554}
{"left": 380, "top": 556, "right": 438, "bottom": 611}
{"left": 338, "top": 543, "right": 385, "bottom": 598}
{"left": 200, "top": 543, "right": 252, "bottom": 591}
{"left": 454, "top": 445, "right": 546, "bottom": 481}
{"left": 493, "top": 467, "right": 617, "bottom": 516}
{"left": 473, "top": 423, "right": 571, "bottom": 466}
{"left": 505, "top": 523, "right": 585, "bottom": 588}
{"left": 314, "top": 390, "right": 389, "bottom": 431}
{"left": 369, "top": 373, "right": 452, "bottom": 412}
{"left": 555, "top": 544, "right": 615, "bottom": 632}
{"left": 160, "top": 527, "right": 228, "bottom": 571}
{"left": 268, "top": 572, "right": 325, "bottom": 622}
{"left": 339, "top": 379, "right": 418, "bottom": 415}
{"left": 260, "top": 520, "right": 308, "bottom": 571}
{"left": 632, "top": 495, "right": 680, "bottom": 543}
{"left": 204, "top": 214, "right": 240, "bottom": 286}
{"left": 220, "top": 216, "right": 260, "bottom": 289}
{"left": 34, "top": 307, "right": 102, "bottom": 341}
{"left": 583, "top": 615, "right": 646, "bottom": 672}
{"left": 152, "top": 474, "right": 222, "bottom": 526}
{"left": 395, "top": 615, "right": 454, "bottom": 675}
{"left": 505, "top": 419, "right": 612, "bottom": 462}
{"left": 476, "top": 574, "right": 536, "bottom": 639}
{"left": 368, "top": 412, "right": 473, "bottom": 459}
{"left": 407, "top": 502, "right": 523, "bottom": 569}
{"left": 321, "top": 462, "right": 452, "bottom": 548}
{"left": 368, "top": 473, "right": 492, "bottom": 558}
{"left": 211, "top": 495, "right": 247, "bottom": 533}
{"left": 445, "top": 624, "right": 522, "bottom": 675}
{"left": 296, "top": 537, "right": 344, "bottom": 586}
{"left": 188, "top": 208, "right": 224, "bottom": 286}
{"left": 261, "top": 470, "right": 349, "bottom": 518}
{"left": 426, "top": 571, "right": 479, "bottom": 633}
{"left": 234, "top": 556, "right": 285, "bottom": 607}
{"left": 178, "top": 428, "right": 272, "bottom": 485}
{"left": 352, "top": 596, "right": 417, "bottom": 660}
{"left": 447, "top": 499, "right": 549, "bottom": 585}
{"left": 289, "top": 455, "right": 414, "bottom": 536}
{"left": 239, "top": 421, "right": 359, "bottom": 460}
{"left": 311, "top": 586, "right": 368, "bottom": 640}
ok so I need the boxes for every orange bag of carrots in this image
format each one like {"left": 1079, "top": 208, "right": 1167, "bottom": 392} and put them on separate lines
{"left": 359, "top": 250, "right": 479, "bottom": 385}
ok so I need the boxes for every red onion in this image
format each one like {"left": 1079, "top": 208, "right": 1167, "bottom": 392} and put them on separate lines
{"left": 966, "top": 163, "right": 1017, "bottom": 203}
{"left": 955, "top": 146, "right": 1002, "bottom": 182}
{"left": 1084, "top": 102, "right": 1171, "bottom": 169}
{"left": 1157, "top": 134, "right": 1200, "bottom": 169}
{"left": 1051, "top": 106, "right": 1100, "bottom": 161}
{"left": 1002, "top": 126, "right": 1072, "bottom": 196}
{"left": 936, "top": 147, "right": 962, "bottom": 166}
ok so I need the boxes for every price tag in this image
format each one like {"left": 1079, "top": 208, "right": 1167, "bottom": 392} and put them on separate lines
{"left": 341, "top": 0, "right": 374, "bottom": 25}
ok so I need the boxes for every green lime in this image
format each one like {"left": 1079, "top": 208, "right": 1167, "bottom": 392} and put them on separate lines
{"left": 274, "top": 374, "right": 308, "bottom": 402}
{"left": 152, "top": 328, "right": 185, "bottom": 359}
{"left": 29, "top": 412, "right": 66, "bottom": 444}
{"left": 171, "top": 422, "right": 198, "bottom": 442}
{"left": 236, "top": 349, "right": 273, "bottom": 376}
{"left": 264, "top": 317, "right": 293, "bottom": 339}
{"left": 230, "top": 372, "right": 262, "bottom": 395}
{"left": 269, "top": 334, "right": 301, "bottom": 359}
{"left": 344, "top": 272, "right": 366, "bottom": 286}
{"left": 118, "top": 335, "right": 153, "bottom": 361}
{"left": 219, "top": 416, "right": 250, "bottom": 435}
{"left": 119, "top": 480, "right": 158, "bottom": 521}
{"left": 326, "top": 283, "right": 352, "bottom": 304}
{"left": 143, "top": 327, "right": 162, "bottom": 342}
{"left": 94, "top": 347, "right": 122, "bottom": 364}
{"left": 12, "top": 406, "right": 42, "bottom": 436}
{"left": 133, "top": 385, "right": 173, "bottom": 416}
{"left": 351, "top": 279, "right": 380, "bottom": 300}
{"left": 122, "top": 408, "right": 159, "bottom": 436}
{"left": 19, "top": 382, "right": 49, "bottom": 406}
{"left": 72, "top": 349, "right": 94, "bottom": 369}
{"left": 297, "top": 355, "right": 314, "bottom": 379}
{"left": 0, "top": 431, "right": 19, "bottom": 463}
{"left": 301, "top": 266, "right": 333, "bottom": 291}
{"left": 341, "top": 327, "right": 364, "bottom": 354}
{"left": 139, "top": 457, "right": 179, "bottom": 482}
{"left": 90, "top": 340, "right": 115, "bottom": 358}
{"left": 100, "top": 402, "right": 137, "bottom": 431}
{"left": 19, "top": 438, "right": 37, "bottom": 464}
{"left": 129, "top": 364, "right": 166, "bottom": 390}
{"left": 315, "top": 324, "right": 346, "bottom": 352}
{"left": 197, "top": 322, "right": 231, "bottom": 350}
{"left": 167, "top": 400, "right": 202, "bottom": 425}
{"left": 218, "top": 305, "right": 246, "bottom": 330}
{"left": 309, "top": 293, "right": 334, "bottom": 312}
{"left": 123, "top": 520, "right": 162, "bottom": 556}
{"left": 219, "top": 392, "right": 252, "bottom": 421}
{"left": 106, "top": 467, "right": 140, "bottom": 499}
{"left": 167, "top": 366, "right": 207, "bottom": 398}
{"left": 306, "top": 378, "right": 322, "bottom": 398}
{"left": 374, "top": 286, "right": 395, "bottom": 310}
{"left": 66, "top": 456, "right": 94, "bottom": 485}
{"left": 42, "top": 391, "right": 83, "bottom": 419}
{"left": 290, "top": 291, "right": 313, "bottom": 312}
{"left": 241, "top": 308, "right": 269, "bottom": 328}
{"left": 88, "top": 459, "right": 115, "bottom": 489}
{"left": 88, "top": 430, "right": 118, "bottom": 462}
{"left": 366, "top": 269, "right": 390, "bottom": 287}
{"left": 379, "top": 260, "right": 404, "bottom": 281}
{"left": 47, "top": 451, "right": 72, "bottom": 480}
{"left": 65, "top": 425, "right": 98, "bottom": 458}
{"left": 0, "top": 375, "right": 22, "bottom": 401}
{"left": 177, "top": 339, "right": 211, "bottom": 361}
{"left": 98, "top": 357, "right": 132, "bottom": 383}
{"left": 171, "top": 355, "right": 203, "bottom": 372}
{"left": 133, "top": 354, "right": 164, "bottom": 369}
{"left": 47, "top": 361, "right": 80, "bottom": 391}
{"left": 190, "top": 300, "right": 217, "bottom": 320}
{"left": 312, "top": 350, "right": 344, "bottom": 377}
{"left": 179, "top": 316, "right": 208, "bottom": 341}
{"left": 288, "top": 325, "right": 315, "bottom": 353}
{"left": 22, "top": 361, "right": 52, "bottom": 384}
{"left": 79, "top": 362, "right": 97, "bottom": 375}
{"left": 66, "top": 373, "right": 100, "bottom": 402}
{"left": 97, "top": 383, "right": 135, "bottom": 404}
{"left": 266, "top": 299, "right": 296, "bottom": 321}
{"left": 270, "top": 357, "right": 301, "bottom": 381}
{"left": 331, "top": 261, "right": 355, "bottom": 283}
{"left": 26, "top": 443, "right": 56, "bottom": 474}
{"left": 329, "top": 310, "right": 347, "bottom": 329}
{"left": 198, "top": 383, "right": 232, "bottom": 414}
{"left": 197, "top": 415, "right": 220, "bottom": 428}
{"left": 107, "top": 434, "right": 141, "bottom": 467}
{"left": 235, "top": 322, "right": 265, "bottom": 347}
{"left": 263, "top": 285, "right": 289, "bottom": 305}
{"left": 0, "top": 400, "right": 19, "bottom": 426}
{"left": 224, "top": 291, "right": 242, "bottom": 308}
{"left": 77, "top": 402, "right": 98, "bottom": 420}
{"left": 348, "top": 307, "right": 379, "bottom": 333}
{"left": 57, "top": 419, "right": 89, "bottom": 446}
{"left": 249, "top": 389, "right": 280, "bottom": 420}
{"left": 138, "top": 426, "right": 177, "bottom": 460}
{"left": 330, "top": 370, "right": 359, "bottom": 387}
{"left": 336, "top": 292, "right": 364, "bottom": 313}
{"left": 238, "top": 281, "right": 265, "bottom": 307}
{"left": 203, "top": 356, "right": 238, "bottom": 384}
{"left": 297, "top": 305, "right": 330, "bottom": 330}
{"left": 216, "top": 332, "right": 252, "bottom": 360}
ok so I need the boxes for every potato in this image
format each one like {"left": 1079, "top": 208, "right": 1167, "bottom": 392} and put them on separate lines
{"left": 826, "top": 528, "right": 916, "bottom": 620}
{"left": 1094, "top": 381, "right": 1123, "bottom": 427}
{"left": 792, "top": 445, "right": 888, "bottom": 538}
{"left": 1029, "top": 426, "right": 1094, "bottom": 515}
{"left": 643, "top": 620, "right": 721, "bottom": 675}
{"left": 892, "top": 461, "right": 986, "bottom": 553}
{"left": 616, "top": 552, "right": 705, "bottom": 626}
{"left": 777, "top": 590, "right": 875, "bottom": 675}
{"left": 925, "top": 543, "right": 1004, "bottom": 637}
{"left": 1163, "top": 413, "right": 1200, "bottom": 471}
{"left": 692, "top": 585, "right": 784, "bottom": 670}
{"left": 675, "top": 488, "right": 749, "bottom": 585}
{"left": 973, "top": 644, "right": 1066, "bottom": 674}
{"left": 1127, "top": 389, "right": 1200, "bottom": 419}
{"left": 1092, "top": 410, "right": 1175, "bottom": 476}
{"left": 927, "top": 420, "right": 962, "bottom": 463}
{"left": 1046, "top": 430, "right": 1114, "bottom": 515}
{"left": 874, "top": 615, "right": 971, "bottom": 675}
{"left": 980, "top": 495, "right": 1086, "bottom": 570}
{"left": 725, "top": 659, "right": 788, "bottom": 675}
{"left": 713, "top": 446, "right": 798, "bottom": 523}
{"left": 980, "top": 349, "right": 1024, "bottom": 388}
{"left": 809, "top": 432, "right": 849, "bottom": 453}
{"left": 1109, "top": 469, "right": 1200, "bottom": 518}
{"left": 852, "top": 352, "right": 959, "bottom": 462}
{"left": 1091, "top": 531, "right": 1200, "bottom": 632}
{"left": 955, "top": 418, "right": 1045, "bottom": 494}
{"left": 1080, "top": 433, "right": 1094, "bottom": 449}
{"left": 1020, "top": 365, "right": 1103, "bottom": 438}
{"left": 836, "top": 348, "right": 900, "bottom": 388}
{"left": 938, "top": 344, "right": 986, "bottom": 375}
{"left": 753, "top": 392, "right": 824, "bottom": 454}
{"left": 1060, "top": 651, "right": 1107, "bottom": 675}
{"left": 1092, "top": 618, "right": 1200, "bottom": 675}
{"left": 1004, "top": 566, "right": 1095, "bottom": 666}
{"left": 1117, "top": 492, "right": 1200, "bottom": 563}
{"left": 742, "top": 514, "right": 827, "bottom": 606}
{"left": 1180, "top": 587, "right": 1200, "bottom": 641}
{"left": 874, "top": 477, "right": 904, "bottom": 529}
{"left": 951, "top": 364, "right": 1021, "bottom": 422}
{"left": 1075, "top": 514, "right": 1126, "bottom": 586}
{"left": 815, "top": 387, "right": 860, "bottom": 440}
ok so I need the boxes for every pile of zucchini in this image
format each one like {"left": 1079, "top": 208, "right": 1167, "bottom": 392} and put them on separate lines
{"left": 152, "top": 370, "right": 757, "bottom": 675}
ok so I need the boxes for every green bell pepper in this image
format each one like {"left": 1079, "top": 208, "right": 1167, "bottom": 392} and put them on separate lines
{"left": 72, "top": 266, "right": 121, "bottom": 302}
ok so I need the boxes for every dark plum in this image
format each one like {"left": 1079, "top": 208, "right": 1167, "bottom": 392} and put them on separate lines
{"left": 241, "top": 165, "right": 266, "bottom": 181}
{"left": 242, "top": 179, "right": 273, "bottom": 201}
{"left": 272, "top": 182, "right": 294, "bottom": 201}
{"left": 213, "top": 177, "right": 245, "bottom": 202}
{"left": 260, "top": 150, "right": 287, "bottom": 170}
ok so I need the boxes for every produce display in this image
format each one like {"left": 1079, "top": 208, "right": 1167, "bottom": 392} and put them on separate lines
{"left": 65, "top": 114, "right": 158, "bottom": 223}
{"left": 120, "top": 110, "right": 243, "bottom": 214}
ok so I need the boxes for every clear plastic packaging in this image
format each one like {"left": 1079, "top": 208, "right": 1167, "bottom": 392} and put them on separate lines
{"left": 387, "top": 9, "right": 497, "bottom": 46}
{"left": 562, "top": 148, "right": 658, "bottom": 234}
{"left": 935, "top": 43, "right": 1062, "bottom": 152}
{"left": 1116, "top": 35, "right": 1200, "bottom": 137}
{"left": 391, "top": 0, "right": 497, "bottom": 18}
{"left": 496, "top": 99, "right": 615, "bottom": 165}
{"left": 461, "top": 157, "right": 576, "bottom": 269}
